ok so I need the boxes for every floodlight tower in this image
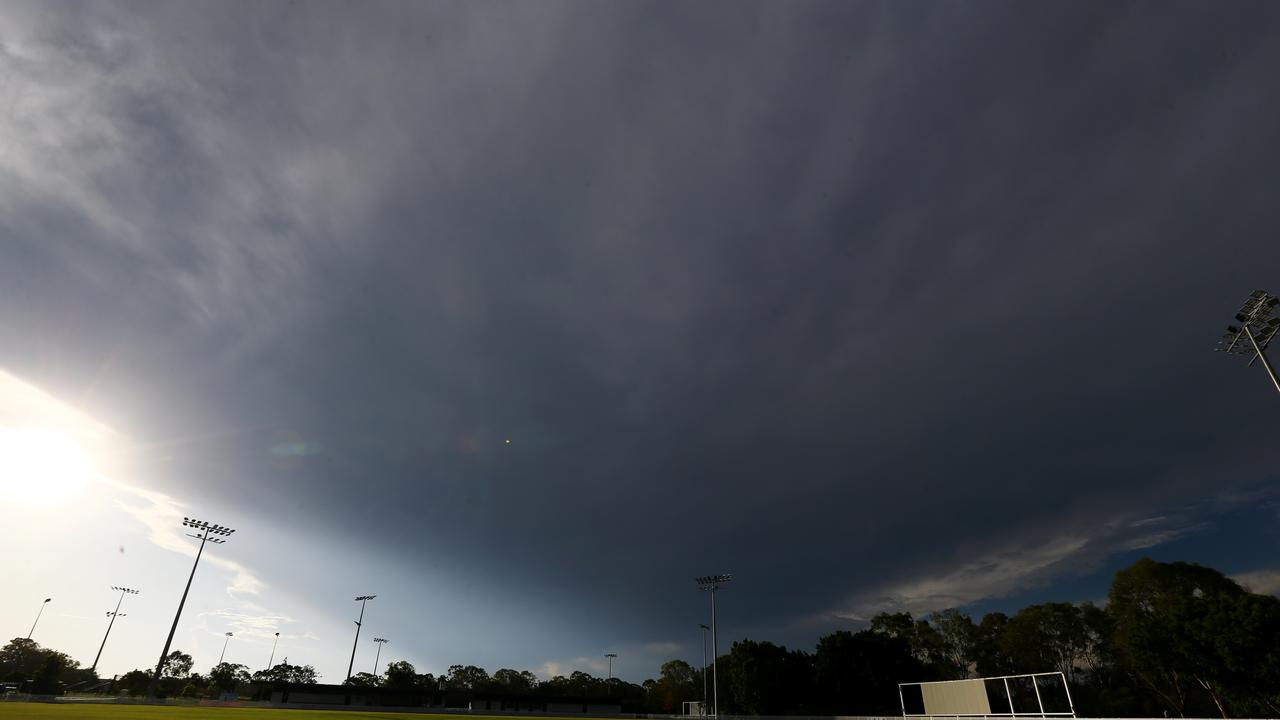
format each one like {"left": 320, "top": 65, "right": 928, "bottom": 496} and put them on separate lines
{"left": 149, "top": 517, "right": 235, "bottom": 697}
{"left": 372, "top": 638, "right": 389, "bottom": 676}
{"left": 267, "top": 632, "right": 281, "bottom": 671}
{"left": 26, "top": 598, "right": 51, "bottom": 639}
{"left": 219, "top": 632, "right": 234, "bottom": 665}
{"left": 696, "top": 574, "right": 731, "bottom": 718}
{"left": 346, "top": 595, "right": 376, "bottom": 682}
{"left": 1216, "top": 289, "right": 1280, "bottom": 394}
{"left": 91, "top": 586, "right": 139, "bottom": 673}
{"left": 605, "top": 653, "right": 617, "bottom": 681}
{"left": 698, "top": 624, "right": 710, "bottom": 714}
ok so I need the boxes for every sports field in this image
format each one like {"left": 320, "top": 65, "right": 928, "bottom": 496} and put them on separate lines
{"left": 0, "top": 706, "right": 568, "bottom": 720}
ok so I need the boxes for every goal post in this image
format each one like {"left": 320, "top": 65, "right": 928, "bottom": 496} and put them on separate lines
{"left": 899, "top": 672, "right": 1075, "bottom": 718}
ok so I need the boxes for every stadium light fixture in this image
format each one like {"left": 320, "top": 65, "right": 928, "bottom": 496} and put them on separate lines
{"left": 372, "top": 637, "right": 390, "bottom": 676}
{"left": 220, "top": 632, "right": 234, "bottom": 665}
{"left": 698, "top": 624, "right": 710, "bottom": 714}
{"left": 149, "top": 517, "right": 236, "bottom": 697}
{"left": 91, "top": 586, "right": 139, "bottom": 673}
{"left": 1216, "top": 289, "right": 1280, "bottom": 394}
{"left": 697, "top": 573, "right": 731, "bottom": 718}
{"left": 26, "top": 598, "right": 51, "bottom": 640}
{"left": 267, "top": 632, "right": 281, "bottom": 672}
{"left": 346, "top": 595, "right": 376, "bottom": 682}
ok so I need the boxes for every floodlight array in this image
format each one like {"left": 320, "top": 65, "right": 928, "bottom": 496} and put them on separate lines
{"left": 183, "top": 517, "right": 236, "bottom": 536}
{"left": 696, "top": 574, "right": 732, "bottom": 587}
{"left": 225, "top": 632, "right": 234, "bottom": 637}
{"left": 355, "top": 594, "right": 376, "bottom": 601}
{"left": 106, "top": 611, "right": 127, "bottom": 617}
{"left": 1217, "top": 290, "right": 1280, "bottom": 357}
{"left": 112, "top": 586, "right": 140, "bottom": 595}
{"left": 373, "top": 637, "right": 389, "bottom": 644}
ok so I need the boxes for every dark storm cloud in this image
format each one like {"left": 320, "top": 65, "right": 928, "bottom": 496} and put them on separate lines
{"left": 4, "top": 0, "right": 1280, "bottom": 667}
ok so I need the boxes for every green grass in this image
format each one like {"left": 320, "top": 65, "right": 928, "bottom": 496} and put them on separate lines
{"left": 0, "top": 705, "right": 573, "bottom": 720}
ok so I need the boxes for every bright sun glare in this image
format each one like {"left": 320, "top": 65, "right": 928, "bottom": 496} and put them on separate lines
{"left": 0, "top": 427, "right": 96, "bottom": 504}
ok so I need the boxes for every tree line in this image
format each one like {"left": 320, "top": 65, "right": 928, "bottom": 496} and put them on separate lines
{"left": 3, "top": 558, "right": 1278, "bottom": 717}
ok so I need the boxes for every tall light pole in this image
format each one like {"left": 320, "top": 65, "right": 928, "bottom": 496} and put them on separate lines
{"left": 267, "top": 632, "right": 281, "bottom": 671}
{"left": 347, "top": 595, "right": 375, "bottom": 682}
{"left": 697, "top": 574, "right": 731, "bottom": 719}
{"left": 1216, "top": 289, "right": 1280, "bottom": 394}
{"left": 219, "top": 632, "right": 233, "bottom": 665}
{"left": 149, "top": 517, "right": 235, "bottom": 697}
{"left": 26, "top": 598, "right": 51, "bottom": 640}
{"left": 372, "top": 638, "right": 389, "bottom": 676}
{"left": 91, "top": 586, "right": 138, "bottom": 673}
{"left": 605, "top": 653, "right": 617, "bottom": 696}
{"left": 698, "top": 624, "right": 710, "bottom": 715}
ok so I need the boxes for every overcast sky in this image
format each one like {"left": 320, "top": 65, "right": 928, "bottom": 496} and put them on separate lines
{"left": 2, "top": 0, "right": 1280, "bottom": 685}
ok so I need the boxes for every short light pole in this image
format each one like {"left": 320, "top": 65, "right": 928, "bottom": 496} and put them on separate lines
{"left": 26, "top": 598, "right": 51, "bottom": 640}
{"left": 92, "top": 586, "right": 139, "bottom": 673}
{"left": 149, "top": 517, "right": 235, "bottom": 697}
{"left": 219, "top": 632, "right": 233, "bottom": 665}
{"left": 372, "top": 638, "right": 389, "bottom": 677}
{"left": 267, "top": 632, "right": 281, "bottom": 671}
{"left": 1217, "top": 289, "right": 1280, "bottom": 395}
{"left": 346, "top": 595, "right": 376, "bottom": 682}
{"left": 697, "top": 574, "right": 731, "bottom": 719}
{"left": 605, "top": 653, "right": 617, "bottom": 695}
{"left": 699, "top": 624, "right": 710, "bottom": 715}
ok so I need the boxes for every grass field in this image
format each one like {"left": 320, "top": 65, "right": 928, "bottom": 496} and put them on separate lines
{"left": 0, "top": 705, "right": 569, "bottom": 720}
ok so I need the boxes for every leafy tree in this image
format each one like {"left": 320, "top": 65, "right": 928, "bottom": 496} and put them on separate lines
{"left": 31, "top": 652, "right": 70, "bottom": 694}
{"left": 646, "top": 660, "right": 699, "bottom": 712}
{"left": 0, "top": 638, "right": 46, "bottom": 678}
{"left": 930, "top": 609, "right": 978, "bottom": 679}
{"left": 493, "top": 667, "right": 538, "bottom": 692}
{"left": 1108, "top": 558, "right": 1252, "bottom": 718}
{"left": 383, "top": 660, "right": 420, "bottom": 690}
{"left": 445, "top": 664, "right": 490, "bottom": 690}
{"left": 1002, "top": 603, "right": 1090, "bottom": 682}
{"left": 972, "top": 612, "right": 1013, "bottom": 677}
{"left": 251, "top": 662, "right": 320, "bottom": 685}
{"left": 118, "top": 669, "right": 152, "bottom": 696}
{"left": 207, "top": 662, "right": 250, "bottom": 693}
{"left": 721, "top": 639, "right": 814, "bottom": 714}
{"left": 162, "top": 650, "right": 193, "bottom": 679}
{"left": 815, "top": 629, "right": 925, "bottom": 715}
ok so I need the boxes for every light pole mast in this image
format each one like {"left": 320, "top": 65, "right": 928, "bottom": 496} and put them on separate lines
{"left": 697, "top": 574, "right": 731, "bottom": 719}
{"left": 219, "top": 632, "right": 233, "bottom": 665}
{"left": 699, "top": 624, "right": 709, "bottom": 715}
{"left": 372, "top": 638, "right": 389, "bottom": 677}
{"left": 149, "top": 517, "right": 235, "bottom": 697}
{"left": 605, "top": 653, "right": 617, "bottom": 696}
{"left": 92, "top": 587, "right": 138, "bottom": 673}
{"left": 267, "top": 632, "right": 280, "bottom": 671}
{"left": 347, "top": 595, "right": 375, "bottom": 682}
{"left": 1216, "top": 289, "right": 1280, "bottom": 394}
{"left": 27, "top": 598, "right": 51, "bottom": 640}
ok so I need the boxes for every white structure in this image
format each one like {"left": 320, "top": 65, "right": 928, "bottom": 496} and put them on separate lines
{"left": 899, "top": 672, "right": 1075, "bottom": 718}
{"left": 684, "top": 700, "right": 708, "bottom": 716}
